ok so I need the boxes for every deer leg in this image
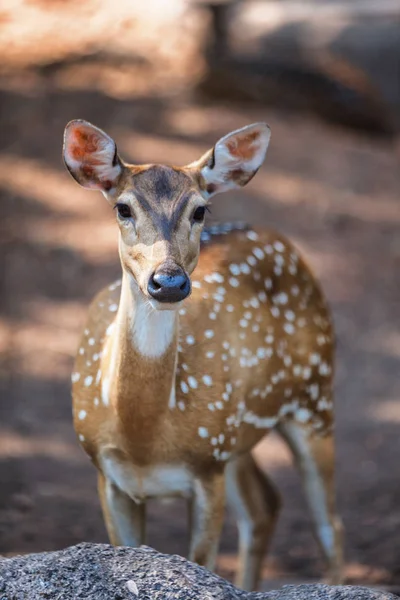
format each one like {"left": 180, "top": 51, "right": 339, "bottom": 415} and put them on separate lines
{"left": 225, "top": 452, "right": 281, "bottom": 591}
{"left": 97, "top": 472, "right": 146, "bottom": 547}
{"left": 276, "top": 421, "right": 343, "bottom": 584}
{"left": 188, "top": 471, "right": 225, "bottom": 571}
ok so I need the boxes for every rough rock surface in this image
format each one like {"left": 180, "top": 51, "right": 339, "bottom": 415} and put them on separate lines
{"left": 0, "top": 543, "right": 396, "bottom": 600}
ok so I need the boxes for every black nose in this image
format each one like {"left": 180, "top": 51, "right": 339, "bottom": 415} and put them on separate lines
{"left": 148, "top": 265, "right": 191, "bottom": 303}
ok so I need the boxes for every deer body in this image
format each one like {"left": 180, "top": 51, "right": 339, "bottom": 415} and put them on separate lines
{"left": 64, "top": 121, "right": 343, "bottom": 590}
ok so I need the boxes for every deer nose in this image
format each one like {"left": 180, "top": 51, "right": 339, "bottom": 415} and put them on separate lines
{"left": 148, "top": 266, "right": 191, "bottom": 303}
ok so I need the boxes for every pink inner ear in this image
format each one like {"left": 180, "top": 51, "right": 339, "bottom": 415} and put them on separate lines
{"left": 226, "top": 130, "right": 261, "bottom": 161}
{"left": 69, "top": 127, "right": 105, "bottom": 166}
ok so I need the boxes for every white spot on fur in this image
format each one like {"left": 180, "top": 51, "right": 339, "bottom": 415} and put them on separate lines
{"left": 271, "top": 306, "right": 280, "bottom": 318}
{"left": 229, "top": 277, "right": 239, "bottom": 288}
{"left": 319, "top": 362, "right": 331, "bottom": 376}
{"left": 109, "top": 303, "right": 118, "bottom": 312}
{"left": 243, "top": 411, "right": 278, "bottom": 429}
{"left": 273, "top": 240, "right": 285, "bottom": 252}
{"left": 318, "top": 397, "right": 332, "bottom": 410}
{"left": 71, "top": 372, "right": 80, "bottom": 383}
{"left": 309, "top": 383, "right": 319, "bottom": 401}
{"left": 84, "top": 376, "right": 93, "bottom": 387}
{"left": 198, "top": 427, "right": 209, "bottom": 438}
{"left": 296, "top": 408, "right": 312, "bottom": 423}
{"left": 258, "top": 291, "right": 267, "bottom": 303}
{"left": 284, "top": 323, "right": 295, "bottom": 335}
{"left": 78, "top": 410, "right": 87, "bottom": 420}
{"left": 202, "top": 375, "right": 213, "bottom": 386}
{"left": 310, "top": 353, "right": 321, "bottom": 365}
{"left": 188, "top": 376, "right": 198, "bottom": 389}
{"left": 229, "top": 264, "right": 240, "bottom": 276}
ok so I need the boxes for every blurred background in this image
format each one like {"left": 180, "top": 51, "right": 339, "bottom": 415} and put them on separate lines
{"left": 0, "top": 0, "right": 399, "bottom": 592}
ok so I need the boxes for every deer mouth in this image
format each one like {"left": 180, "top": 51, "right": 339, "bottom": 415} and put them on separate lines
{"left": 148, "top": 298, "right": 185, "bottom": 312}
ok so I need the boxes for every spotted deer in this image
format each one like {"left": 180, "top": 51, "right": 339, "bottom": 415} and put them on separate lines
{"left": 63, "top": 119, "right": 343, "bottom": 590}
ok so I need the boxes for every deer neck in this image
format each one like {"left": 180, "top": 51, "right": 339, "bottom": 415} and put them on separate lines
{"left": 102, "top": 272, "right": 179, "bottom": 431}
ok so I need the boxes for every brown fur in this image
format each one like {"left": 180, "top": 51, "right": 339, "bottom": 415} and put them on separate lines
{"left": 73, "top": 228, "right": 334, "bottom": 469}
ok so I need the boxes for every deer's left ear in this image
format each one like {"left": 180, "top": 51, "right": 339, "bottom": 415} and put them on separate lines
{"left": 192, "top": 123, "right": 271, "bottom": 197}
{"left": 63, "top": 120, "right": 123, "bottom": 194}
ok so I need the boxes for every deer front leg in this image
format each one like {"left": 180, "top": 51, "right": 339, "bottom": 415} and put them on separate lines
{"left": 225, "top": 453, "right": 282, "bottom": 591}
{"left": 98, "top": 472, "right": 146, "bottom": 547}
{"left": 188, "top": 470, "right": 226, "bottom": 571}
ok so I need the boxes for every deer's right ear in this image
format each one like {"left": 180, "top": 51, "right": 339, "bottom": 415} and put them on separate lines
{"left": 63, "top": 120, "right": 123, "bottom": 193}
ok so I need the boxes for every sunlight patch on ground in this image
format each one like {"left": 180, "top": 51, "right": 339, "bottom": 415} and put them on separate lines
{"left": 357, "top": 329, "right": 400, "bottom": 358}
{"left": 25, "top": 217, "right": 117, "bottom": 263}
{"left": 0, "top": 429, "right": 82, "bottom": 461}
{"left": 369, "top": 400, "right": 400, "bottom": 424}
{"left": 254, "top": 169, "right": 400, "bottom": 224}
{"left": 0, "top": 302, "right": 87, "bottom": 380}
{"left": 0, "top": 155, "right": 100, "bottom": 216}
{"left": 116, "top": 130, "right": 208, "bottom": 166}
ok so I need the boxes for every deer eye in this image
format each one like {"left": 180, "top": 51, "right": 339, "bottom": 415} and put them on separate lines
{"left": 192, "top": 206, "right": 206, "bottom": 223}
{"left": 116, "top": 203, "right": 132, "bottom": 219}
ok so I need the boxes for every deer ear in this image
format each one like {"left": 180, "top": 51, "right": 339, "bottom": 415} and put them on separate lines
{"left": 63, "top": 120, "right": 123, "bottom": 193}
{"left": 193, "top": 123, "right": 271, "bottom": 197}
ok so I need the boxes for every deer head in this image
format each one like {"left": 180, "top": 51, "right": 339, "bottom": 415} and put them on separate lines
{"left": 63, "top": 120, "right": 271, "bottom": 308}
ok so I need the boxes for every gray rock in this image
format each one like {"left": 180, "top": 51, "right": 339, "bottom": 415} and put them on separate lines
{"left": 0, "top": 543, "right": 396, "bottom": 600}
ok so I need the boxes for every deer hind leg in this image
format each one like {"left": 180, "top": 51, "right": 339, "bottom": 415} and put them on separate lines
{"left": 97, "top": 472, "right": 146, "bottom": 547}
{"left": 276, "top": 421, "right": 343, "bottom": 584}
{"left": 225, "top": 452, "right": 282, "bottom": 591}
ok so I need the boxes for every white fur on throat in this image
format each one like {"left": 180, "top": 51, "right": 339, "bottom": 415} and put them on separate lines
{"left": 122, "top": 274, "right": 177, "bottom": 358}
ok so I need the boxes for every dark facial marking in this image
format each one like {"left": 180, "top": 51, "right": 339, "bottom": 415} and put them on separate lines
{"left": 130, "top": 166, "right": 197, "bottom": 240}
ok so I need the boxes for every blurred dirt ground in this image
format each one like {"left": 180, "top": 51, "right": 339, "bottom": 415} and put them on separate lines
{"left": 0, "top": 0, "right": 400, "bottom": 592}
